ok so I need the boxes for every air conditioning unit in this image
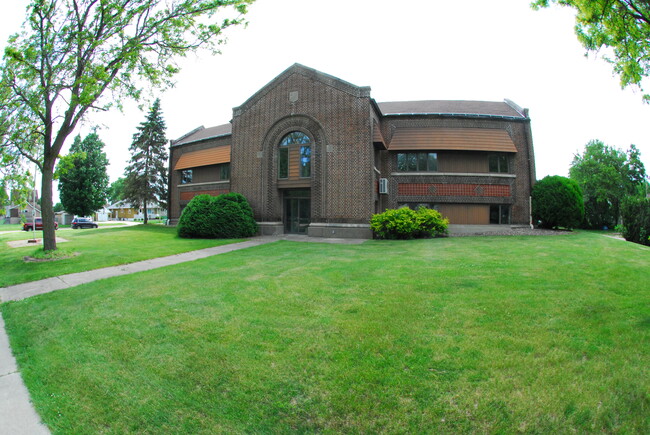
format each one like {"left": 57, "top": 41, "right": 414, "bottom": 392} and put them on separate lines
{"left": 379, "top": 178, "right": 388, "bottom": 194}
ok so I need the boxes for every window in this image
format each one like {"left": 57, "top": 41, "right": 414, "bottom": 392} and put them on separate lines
{"left": 490, "top": 205, "right": 510, "bottom": 224}
{"left": 397, "top": 152, "right": 437, "bottom": 172}
{"left": 220, "top": 163, "right": 230, "bottom": 180}
{"left": 279, "top": 131, "right": 311, "bottom": 179}
{"left": 398, "top": 202, "right": 437, "bottom": 210}
{"left": 278, "top": 147, "right": 289, "bottom": 179}
{"left": 489, "top": 154, "right": 509, "bottom": 173}
{"left": 181, "top": 169, "right": 193, "bottom": 184}
{"left": 300, "top": 146, "right": 311, "bottom": 178}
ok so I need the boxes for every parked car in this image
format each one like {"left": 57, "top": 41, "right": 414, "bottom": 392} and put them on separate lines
{"left": 23, "top": 218, "right": 58, "bottom": 231}
{"left": 71, "top": 217, "right": 99, "bottom": 229}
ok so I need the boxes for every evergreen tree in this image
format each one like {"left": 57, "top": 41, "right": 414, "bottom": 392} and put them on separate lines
{"left": 56, "top": 131, "right": 110, "bottom": 217}
{"left": 123, "top": 99, "right": 168, "bottom": 224}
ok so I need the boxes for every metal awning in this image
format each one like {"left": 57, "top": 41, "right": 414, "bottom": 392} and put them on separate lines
{"left": 388, "top": 128, "right": 517, "bottom": 152}
{"left": 174, "top": 145, "right": 231, "bottom": 170}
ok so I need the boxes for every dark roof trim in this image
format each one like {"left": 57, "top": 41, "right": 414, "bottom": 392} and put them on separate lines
{"left": 171, "top": 124, "right": 232, "bottom": 147}
{"left": 233, "top": 63, "right": 371, "bottom": 117}
{"left": 381, "top": 112, "right": 528, "bottom": 121}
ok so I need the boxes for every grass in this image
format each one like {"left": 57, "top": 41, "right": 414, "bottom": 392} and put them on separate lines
{"left": 0, "top": 223, "right": 25, "bottom": 231}
{"left": 0, "top": 225, "right": 243, "bottom": 287}
{"left": 1, "top": 232, "right": 649, "bottom": 433}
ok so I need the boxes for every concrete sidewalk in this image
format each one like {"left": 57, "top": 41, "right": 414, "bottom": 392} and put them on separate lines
{"left": 0, "top": 238, "right": 274, "bottom": 302}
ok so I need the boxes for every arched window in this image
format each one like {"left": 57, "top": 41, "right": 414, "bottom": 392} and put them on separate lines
{"left": 279, "top": 131, "right": 311, "bottom": 179}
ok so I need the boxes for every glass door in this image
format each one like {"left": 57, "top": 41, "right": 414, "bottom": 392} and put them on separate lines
{"left": 283, "top": 190, "right": 311, "bottom": 234}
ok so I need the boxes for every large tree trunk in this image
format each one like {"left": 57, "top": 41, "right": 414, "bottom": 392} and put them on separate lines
{"left": 41, "top": 160, "right": 57, "bottom": 251}
{"left": 143, "top": 203, "right": 148, "bottom": 224}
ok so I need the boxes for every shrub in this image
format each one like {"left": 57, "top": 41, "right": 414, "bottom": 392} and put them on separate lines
{"left": 620, "top": 197, "right": 650, "bottom": 246}
{"left": 370, "top": 207, "right": 448, "bottom": 239}
{"left": 532, "top": 175, "right": 584, "bottom": 229}
{"left": 415, "top": 207, "right": 449, "bottom": 238}
{"left": 177, "top": 193, "right": 258, "bottom": 239}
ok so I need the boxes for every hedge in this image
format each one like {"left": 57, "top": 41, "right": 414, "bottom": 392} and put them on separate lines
{"left": 370, "top": 207, "right": 448, "bottom": 239}
{"left": 620, "top": 196, "right": 650, "bottom": 246}
{"left": 532, "top": 175, "right": 584, "bottom": 229}
{"left": 177, "top": 193, "right": 258, "bottom": 239}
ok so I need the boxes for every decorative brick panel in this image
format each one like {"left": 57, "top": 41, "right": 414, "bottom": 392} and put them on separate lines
{"left": 179, "top": 189, "right": 229, "bottom": 201}
{"left": 398, "top": 183, "right": 510, "bottom": 197}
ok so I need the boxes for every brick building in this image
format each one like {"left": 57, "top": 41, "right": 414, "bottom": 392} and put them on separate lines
{"left": 168, "top": 64, "right": 536, "bottom": 238}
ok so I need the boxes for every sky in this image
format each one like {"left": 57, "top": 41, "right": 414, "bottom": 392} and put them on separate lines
{"left": 1, "top": 0, "right": 649, "bottom": 202}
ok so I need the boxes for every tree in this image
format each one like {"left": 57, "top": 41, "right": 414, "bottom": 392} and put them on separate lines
{"left": 108, "top": 177, "right": 126, "bottom": 204}
{"left": 0, "top": 0, "right": 253, "bottom": 251}
{"left": 569, "top": 140, "right": 646, "bottom": 228}
{"left": 56, "top": 131, "right": 110, "bottom": 217}
{"left": 532, "top": 175, "right": 584, "bottom": 229}
{"left": 123, "top": 99, "right": 168, "bottom": 224}
{"left": 532, "top": 0, "right": 650, "bottom": 101}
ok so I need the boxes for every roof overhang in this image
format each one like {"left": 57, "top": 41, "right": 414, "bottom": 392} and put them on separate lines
{"left": 388, "top": 128, "right": 517, "bottom": 153}
{"left": 174, "top": 146, "right": 231, "bottom": 170}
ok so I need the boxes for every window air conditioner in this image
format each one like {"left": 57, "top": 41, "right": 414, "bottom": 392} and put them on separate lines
{"left": 379, "top": 178, "right": 388, "bottom": 194}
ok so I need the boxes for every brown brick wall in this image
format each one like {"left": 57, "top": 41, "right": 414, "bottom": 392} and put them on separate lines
{"left": 168, "top": 66, "right": 535, "bottom": 231}
{"left": 381, "top": 116, "right": 533, "bottom": 225}
{"left": 179, "top": 189, "right": 230, "bottom": 201}
{"left": 398, "top": 183, "right": 511, "bottom": 197}
{"left": 169, "top": 135, "right": 231, "bottom": 220}
{"left": 231, "top": 69, "right": 374, "bottom": 224}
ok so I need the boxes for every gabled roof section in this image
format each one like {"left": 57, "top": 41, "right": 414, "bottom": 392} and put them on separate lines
{"left": 233, "top": 63, "right": 371, "bottom": 117}
{"left": 388, "top": 128, "right": 517, "bottom": 153}
{"left": 378, "top": 100, "right": 526, "bottom": 120}
{"left": 172, "top": 124, "right": 232, "bottom": 147}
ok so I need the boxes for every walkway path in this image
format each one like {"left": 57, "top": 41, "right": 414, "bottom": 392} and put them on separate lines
{"left": 0, "top": 235, "right": 365, "bottom": 433}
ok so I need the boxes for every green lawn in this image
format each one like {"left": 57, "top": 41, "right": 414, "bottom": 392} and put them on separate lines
{"left": 2, "top": 232, "right": 649, "bottom": 433}
{"left": 0, "top": 225, "right": 242, "bottom": 287}
{"left": 0, "top": 223, "right": 25, "bottom": 231}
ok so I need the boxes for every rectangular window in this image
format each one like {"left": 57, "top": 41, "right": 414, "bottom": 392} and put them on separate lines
{"left": 397, "top": 153, "right": 406, "bottom": 171}
{"left": 279, "top": 147, "right": 288, "bottom": 179}
{"left": 490, "top": 205, "right": 510, "bottom": 224}
{"left": 396, "top": 152, "right": 438, "bottom": 172}
{"left": 181, "top": 169, "right": 193, "bottom": 184}
{"left": 489, "top": 154, "right": 509, "bottom": 173}
{"left": 220, "top": 163, "right": 230, "bottom": 180}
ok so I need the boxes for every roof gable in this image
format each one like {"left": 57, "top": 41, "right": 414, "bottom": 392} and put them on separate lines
{"left": 172, "top": 124, "right": 232, "bottom": 147}
{"left": 233, "top": 63, "right": 371, "bottom": 117}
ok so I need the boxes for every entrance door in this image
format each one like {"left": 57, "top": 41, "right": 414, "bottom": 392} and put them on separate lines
{"left": 283, "top": 190, "right": 311, "bottom": 233}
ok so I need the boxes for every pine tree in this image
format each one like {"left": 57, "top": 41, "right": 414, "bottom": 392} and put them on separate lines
{"left": 123, "top": 99, "right": 168, "bottom": 224}
{"left": 56, "top": 131, "right": 110, "bottom": 217}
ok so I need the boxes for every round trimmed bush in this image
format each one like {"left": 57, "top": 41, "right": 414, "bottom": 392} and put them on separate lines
{"left": 177, "top": 194, "right": 215, "bottom": 238}
{"left": 370, "top": 206, "right": 448, "bottom": 239}
{"left": 532, "top": 175, "right": 584, "bottom": 229}
{"left": 177, "top": 193, "right": 258, "bottom": 239}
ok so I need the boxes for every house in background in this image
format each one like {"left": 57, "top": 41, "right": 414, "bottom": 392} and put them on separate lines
{"left": 168, "top": 64, "right": 536, "bottom": 238}
{"left": 108, "top": 200, "right": 165, "bottom": 221}
{"left": 4, "top": 203, "right": 41, "bottom": 224}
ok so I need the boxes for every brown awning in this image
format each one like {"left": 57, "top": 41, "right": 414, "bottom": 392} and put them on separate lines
{"left": 174, "top": 146, "right": 231, "bottom": 170}
{"left": 388, "top": 128, "right": 517, "bottom": 152}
